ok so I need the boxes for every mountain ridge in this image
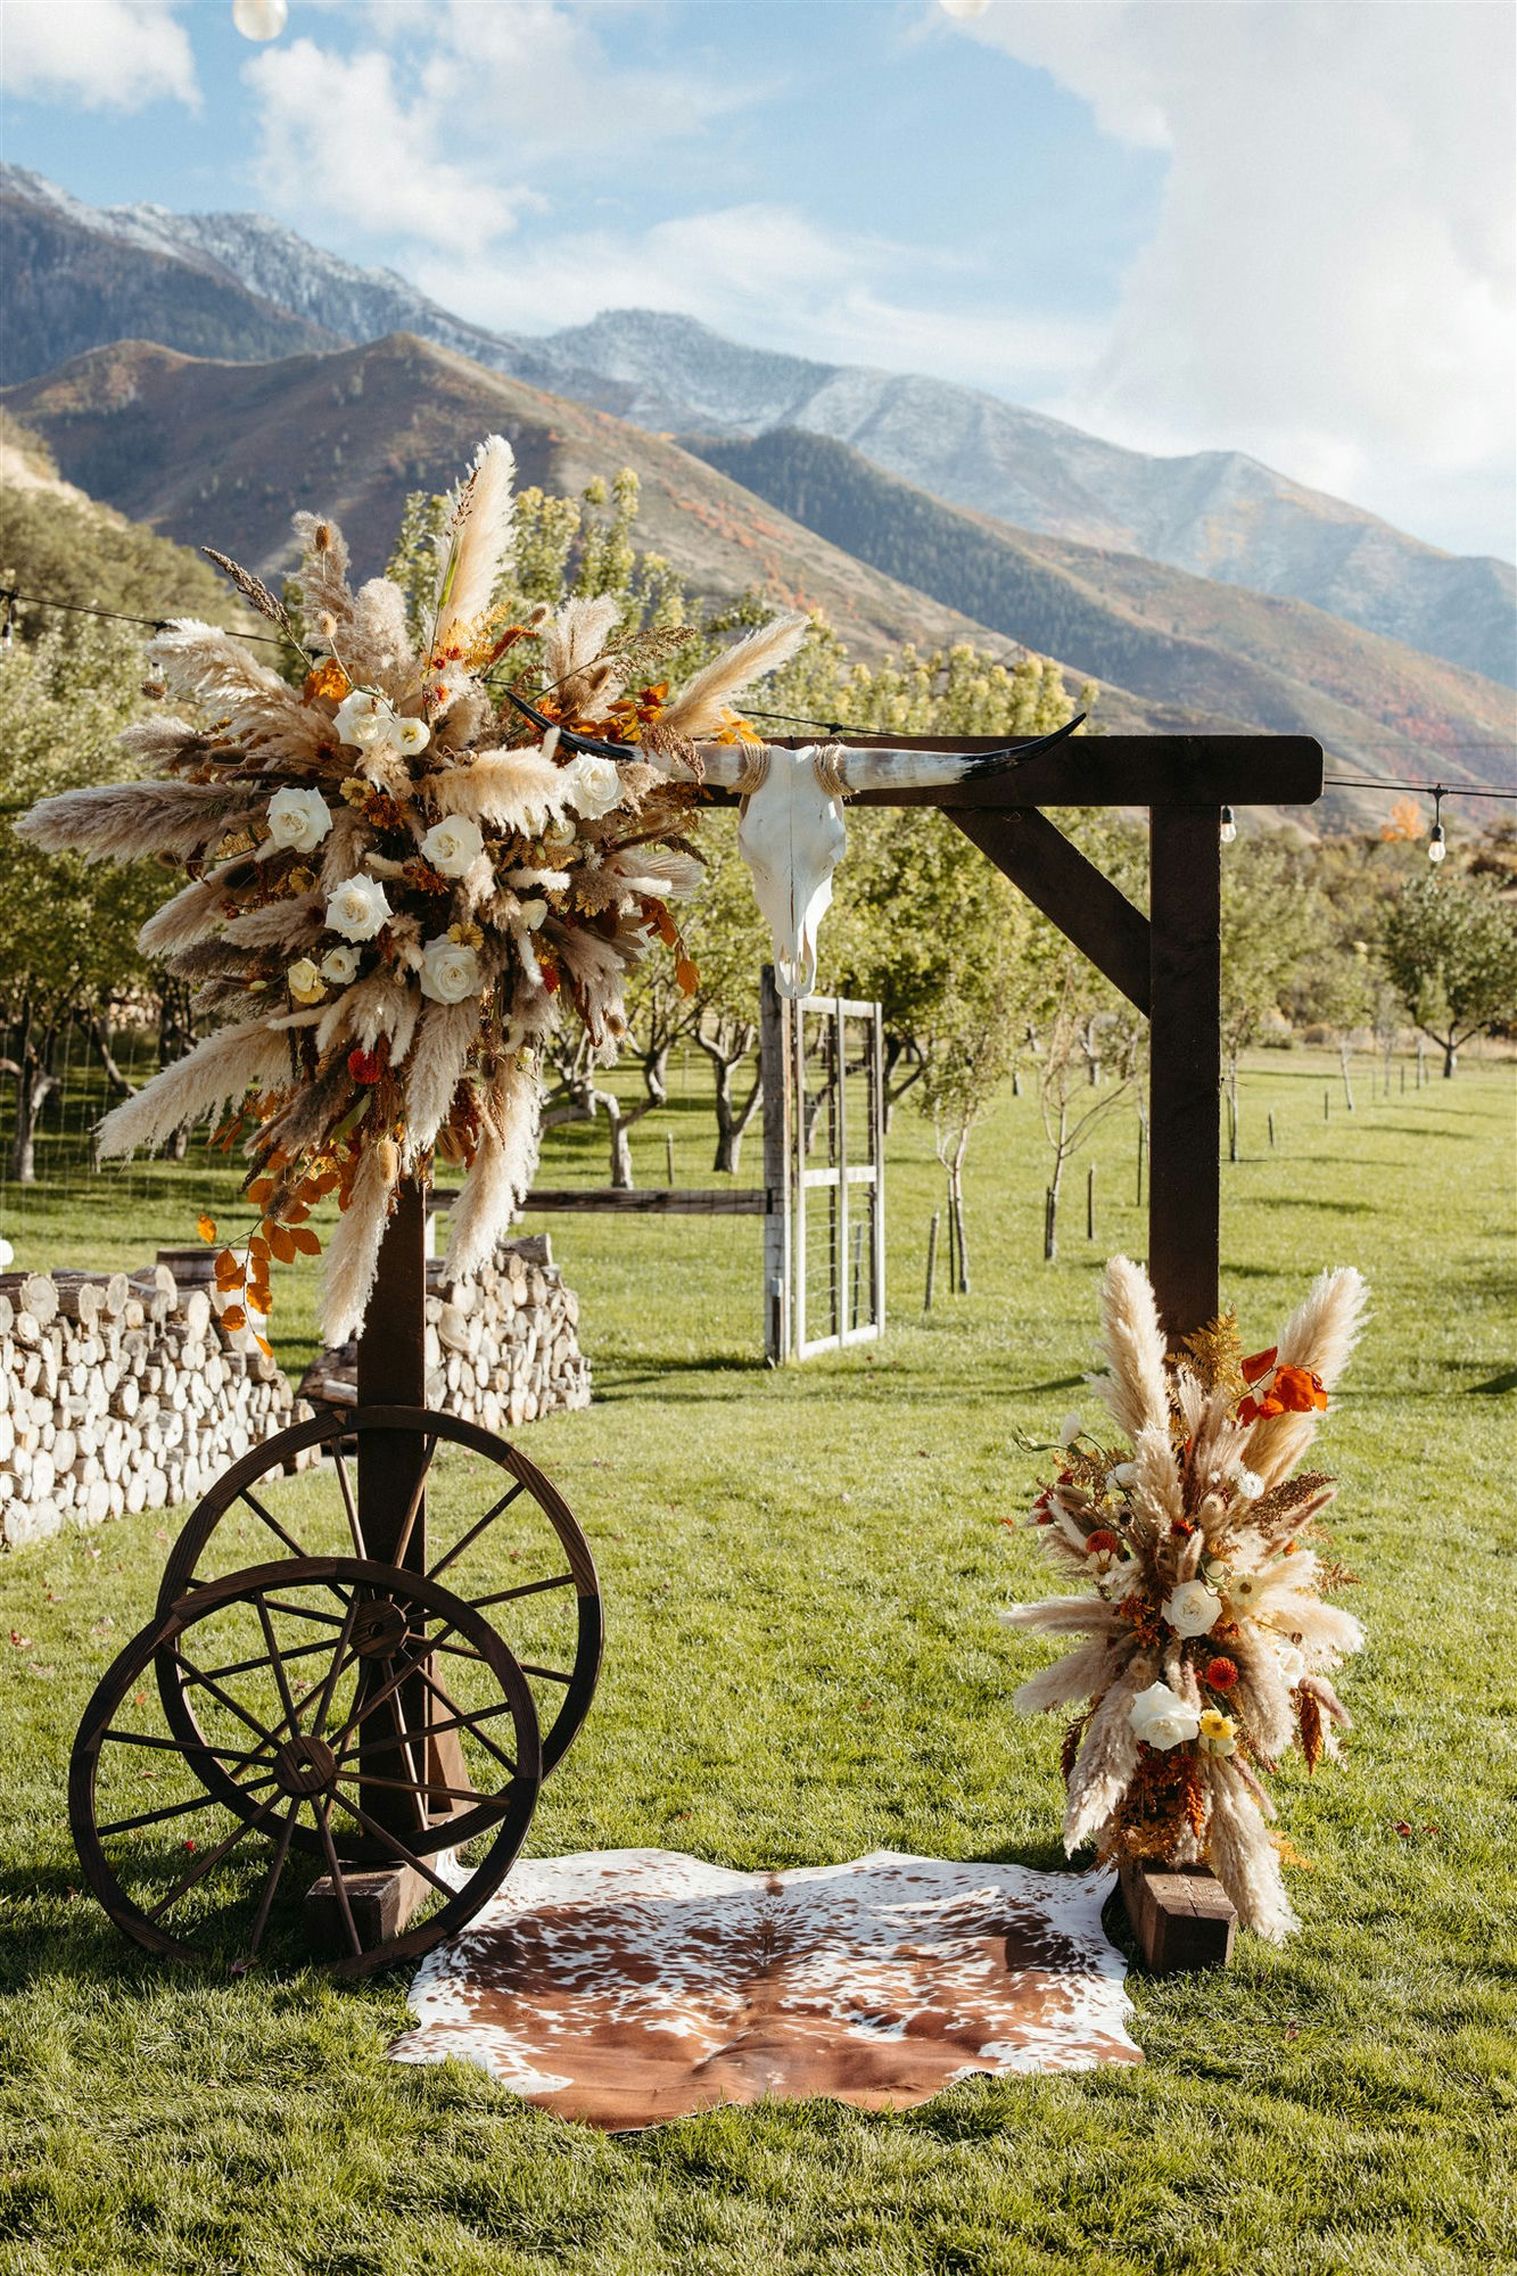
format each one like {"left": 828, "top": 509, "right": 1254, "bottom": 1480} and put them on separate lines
{"left": 3, "top": 162, "right": 1510, "bottom": 690}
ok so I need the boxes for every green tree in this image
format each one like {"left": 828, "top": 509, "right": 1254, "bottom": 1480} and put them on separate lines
{"left": 0, "top": 624, "right": 159, "bottom": 1178}
{"left": 1381, "top": 870, "right": 1517, "bottom": 1076}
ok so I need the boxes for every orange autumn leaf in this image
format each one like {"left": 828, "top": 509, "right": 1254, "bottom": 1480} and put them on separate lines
{"left": 221, "top": 1304, "right": 247, "bottom": 1332}
{"left": 268, "top": 1227, "right": 298, "bottom": 1265}
{"left": 254, "top": 1334, "right": 274, "bottom": 1360}
{"left": 249, "top": 1236, "right": 271, "bottom": 1262}
{"left": 675, "top": 954, "right": 700, "bottom": 996}
{"left": 196, "top": 1214, "right": 217, "bottom": 1244}
{"left": 290, "top": 1227, "right": 321, "bottom": 1257}
{"left": 247, "top": 1177, "right": 275, "bottom": 1206}
{"left": 1241, "top": 1345, "right": 1278, "bottom": 1385}
{"left": 214, "top": 1249, "right": 240, "bottom": 1279}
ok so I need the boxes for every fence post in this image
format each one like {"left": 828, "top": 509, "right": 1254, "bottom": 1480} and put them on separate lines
{"left": 924, "top": 1212, "right": 940, "bottom": 1312}
{"left": 759, "top": 965, "right": 790, "bottom": 1364}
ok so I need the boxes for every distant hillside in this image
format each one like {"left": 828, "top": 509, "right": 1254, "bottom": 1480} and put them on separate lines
{"left": 686, "top": 428, "right": 1515, "bottom": 794}
{"left": 0, "top": 416, "right": 242, "bottom": 637}
{"left": 4, "top": 164, "right": 1510, "bottom": 689}
{"left": 0, "top": 333, "right": 1040, "bottom": 668}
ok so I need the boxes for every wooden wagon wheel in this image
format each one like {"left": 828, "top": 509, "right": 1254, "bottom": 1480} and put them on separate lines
{"left": 156, "top": 1407, "right": 601, "bottom": 1816}
{"left": 71, "top": 1556, "right": 542, "bottom": 1978}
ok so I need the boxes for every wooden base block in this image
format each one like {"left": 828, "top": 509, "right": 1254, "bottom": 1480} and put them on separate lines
{"left": 303, "top": 1864, "right": 428, "bottom": 1956}
{"left": 1119, "top": 1858, "right": 1237, "bottom": 1973}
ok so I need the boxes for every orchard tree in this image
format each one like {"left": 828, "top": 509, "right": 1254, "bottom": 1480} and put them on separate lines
{"left": 1382, "top": 871, "right": 1517, "bottom": 1076}
{"left": 0, "top": 624, "right": 160, "bottom": 1179}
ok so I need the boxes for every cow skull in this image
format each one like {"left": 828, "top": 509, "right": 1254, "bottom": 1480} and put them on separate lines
{"left": 690, "top": 718, "right": 1084, "bottom": 997}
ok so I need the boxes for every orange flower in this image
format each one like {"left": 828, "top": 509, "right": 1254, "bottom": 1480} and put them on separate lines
{"left": 1204, "top": 1656, "right": 1240, "bottom": 1691}
{"left": 1274, "top": 1364, "right": 1328, "bottom": 1413}
{"left": 347, "top": 1046, "right": 383, "bottom": 1085}
{"left": 1085, "top": 1529, "right": 1121, "bottom": 1557}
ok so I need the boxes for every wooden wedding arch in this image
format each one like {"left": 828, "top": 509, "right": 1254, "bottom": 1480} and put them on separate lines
{"left": 69, "top": 730, "right": 1322, "bottom": 1971}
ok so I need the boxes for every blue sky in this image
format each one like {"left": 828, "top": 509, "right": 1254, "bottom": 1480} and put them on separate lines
{"left": 3, "top": 1, "right": 1513, "bottom": 560}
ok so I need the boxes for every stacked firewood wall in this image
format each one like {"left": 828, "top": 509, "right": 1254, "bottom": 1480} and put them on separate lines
{"left": 0, "top": 1260, "right": 314, "bottom": 1551}
{"left": 298, "top": 1235, "right": 592, "bottom": 1432}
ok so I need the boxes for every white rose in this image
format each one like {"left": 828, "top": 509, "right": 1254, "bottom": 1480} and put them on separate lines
{"left": 1163, "top": 1579, "right": 1222, "bottom": 1639}
{"left": 267, "top": 785, "right": 333, "bottom": 853}
{"left": 333, "top": 688, "right": 392, "bottom": 749}
{"left": 320, "top": 945, "right": 360, "bottom": 985}
{"left": 518, "top": 898, "right": 548, "bottom": 931}
{"left": 1129, "top": 1681, "right": 1201, "bottom": 1752}
{"left": 419, "top": 935, "right": 482, "bottom": 1004}
{"left": 394, "top": 716, "right": 430, "bottom": 756}
{"left": 562, "top": 752, "right": 623, "bottom": 820}
{"left": 326, "top": 874, "right": 392, "bottom": 942}
{"left": 420, "top": 815, "right": 485, "bottom": 878}
{"left": 1272, "top": 1640, "right": 1306, "bottom": 1688}
{"left": 1058, "top": 1411, "right": 1084, "bottom": 1447}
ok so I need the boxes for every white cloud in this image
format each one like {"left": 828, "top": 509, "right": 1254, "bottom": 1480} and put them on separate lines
{"left": 244, "top": 38, "right": 533, "bottom": 242}
{"left": 1, "top": 0, "right": 198, "bottom": 111}
{"left": 963, "top": 0, "right": 1516, "bottom": 556}
{"left": 244, "top": 2, "right": 755, "bottom": 252}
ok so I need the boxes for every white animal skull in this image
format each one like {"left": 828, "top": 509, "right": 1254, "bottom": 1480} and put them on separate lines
{"left": 692, "top": 721, "right": 1083, "bottom": 998}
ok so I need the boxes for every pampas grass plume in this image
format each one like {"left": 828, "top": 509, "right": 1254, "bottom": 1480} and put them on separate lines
{"left": 661, "top": 612, "right": 808, "bottom": 741}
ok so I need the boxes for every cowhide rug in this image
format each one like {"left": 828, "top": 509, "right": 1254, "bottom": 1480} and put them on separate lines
{"left": 390, "top": 1849, "right": 1140, "bottom": 2129}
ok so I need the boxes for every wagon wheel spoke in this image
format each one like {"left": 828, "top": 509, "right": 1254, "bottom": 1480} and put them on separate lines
{"left": 412, "top": 1664, "right": 519, "bottom": 1779}
{"left": 517, "top": 1662, "right": 574, "bottom": 1687}
{"left": 172, "top": 1649, "right": 286, "bottom": 1753}
{"left": 426, "top": 1481, "right": 526, "bottom": 1584}
{"left": 305, "top": 1588, "right": 364, "bottom": 1744}
{"left": 254, "top": 1594, "right": 301, "bottom": 1730}
{"left": 255, "top": 1597, "right": 346, "bottom": 1629}
{"left": 473, "top": 1573, "right": 577, "bottom": 1610}
{"left": 143, "top": 1790, "right": 286, "bottom": 1922}
{"left": 238, "top": 1487, "right": 311, "bottom": 1563}
{"left": 312, "top": 1795, "right": 363, "bottom": 1960}
{"left": 100, "top": 1727, "right": 273, "bottom": 1767}
{"left": 187, "top": 1635, "right": 335, "bottom": 1689}
{"left": 245, "top": 1806, "right": 299, "bottom": 1962}
{"left": 325, "top": 1788, "right": 461, "bottom": 1900}
{"left": 332, "top": 1623, "right": 459, "bottom": 1746}
{"left": 390, "top": 1435, "right": 440, "bottom": 1569}
{"left": 96, "top": 1776, "right": 278, "bottom": 1839}
{"left": 330, "top": 1446, "right": 366, "bottom": 1560}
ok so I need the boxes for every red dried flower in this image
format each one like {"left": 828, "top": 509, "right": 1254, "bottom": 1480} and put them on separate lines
{"left": 1085, "top": 1529, "right": 1121, "bottom": 1557}
{"left": 347, "top": 1047, "right": 383, "bottom": 1085}
{"left": 1204, "top": 1656, "right": 1240, "bottom": 1691}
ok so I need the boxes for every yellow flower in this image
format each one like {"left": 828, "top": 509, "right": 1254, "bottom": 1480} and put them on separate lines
{"left": 286, "top": 956, "right": 326, "bottom": 1005}
{"left": 1197, "top": 1708, "right": 1238, "bottom": 1758}
{"left": 340, "top": 777, "right": 370, "bottom": 807}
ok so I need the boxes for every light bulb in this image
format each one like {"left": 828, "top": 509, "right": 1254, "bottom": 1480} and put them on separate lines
{"left": 1428, "top": 825, "right": 1447, "bottom": 864}
{"left": 1219, "top": 805, "right": 1237, "bottom": 845}
{"left": 232, "top": 0, "right": 288, "bottom": 40}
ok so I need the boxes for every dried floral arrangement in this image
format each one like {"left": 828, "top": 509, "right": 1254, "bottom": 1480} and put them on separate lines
{"left": 1003, "top": 1255, "right": 1368, "bottom": 1941}
{"left": 20, "top": 435, "right": 806, "bottom": 1344}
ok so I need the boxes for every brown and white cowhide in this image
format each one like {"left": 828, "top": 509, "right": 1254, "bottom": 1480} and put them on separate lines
{"left": 391, "top": 1849, "right": 1140, "bottom": 2129}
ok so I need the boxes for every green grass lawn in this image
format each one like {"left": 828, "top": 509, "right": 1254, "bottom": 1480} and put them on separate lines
{"left": 0, "top": 1048, "right": 1513, "bottom": 2275}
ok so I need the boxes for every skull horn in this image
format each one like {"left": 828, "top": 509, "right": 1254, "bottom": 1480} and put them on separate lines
{"left": 831, "top": 711, "right": 1086, "bottom": 792}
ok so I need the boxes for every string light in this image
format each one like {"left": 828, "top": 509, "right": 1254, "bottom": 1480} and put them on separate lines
{"left": 232, "top": 0, "right": 288, "bottom": 39}
{"left": 1219, "top": 804, "right": 1237, "bottom": 845}
{"left": 1427, "top": 783, "right": 1448, "bottom": 864}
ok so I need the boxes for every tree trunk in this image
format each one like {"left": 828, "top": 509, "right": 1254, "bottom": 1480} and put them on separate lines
{"left": 5, "top": 1013, "right": 60, "bottom": 1185}
{"left": 712, "top": 1066, "right": 763, "bottom": 1174}
{"left": 1443, "top": 1039, "right": 1457, "bottom": 1078}
{"left": 642, "top": 1041, "right": 670, "bottom": 1108}
{"left": 86, "top": 1013, "right": 136, "bottom": 1101}
{"left": 950, "top": 1126, "right": 971, "bottom": 1294}
{"left": 1339, "top": 1041, "right": 1356, "bottom": 1110}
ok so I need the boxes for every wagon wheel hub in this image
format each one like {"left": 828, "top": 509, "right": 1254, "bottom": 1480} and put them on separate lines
{"left": 351, "top": 1596, "right": 411, "bottom": 1660}
{"left": 273, "top": 1734, "right": 339, "bottom": 1798}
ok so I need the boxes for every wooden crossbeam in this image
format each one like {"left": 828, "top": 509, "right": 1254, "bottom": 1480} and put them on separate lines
{"left": 949, "top": 806, "right": 1150, "bottom": 1013}
{"left": 704, "top": 734, "right": 1324, "bottom": 810}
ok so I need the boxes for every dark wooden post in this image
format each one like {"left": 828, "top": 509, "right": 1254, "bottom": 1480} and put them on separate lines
{"left": 1147, "top": 808, "right": 1221, "bottom": 1342}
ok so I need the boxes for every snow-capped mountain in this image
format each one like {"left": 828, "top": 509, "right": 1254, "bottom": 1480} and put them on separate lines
{"left": 2, "top": 163, "right": 1513, "bottom": 689}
